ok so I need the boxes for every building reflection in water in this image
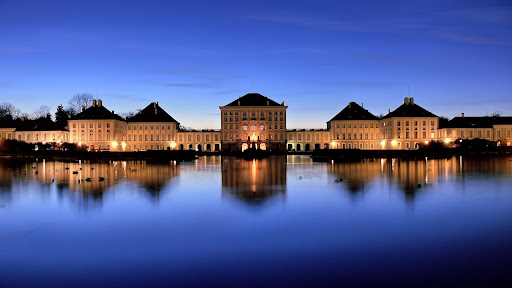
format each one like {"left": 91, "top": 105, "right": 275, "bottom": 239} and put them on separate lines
{"left": 328, "top": 156, "right": 512, "bottom": 203}
{"left": 221, "top": 156, "right": 286, "bottom": 206}
{"left": 0, "top": 159, "right": 179, "bottom": 208}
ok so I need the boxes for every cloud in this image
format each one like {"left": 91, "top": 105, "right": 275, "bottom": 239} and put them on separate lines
{"left": 0, "top": 45, "right": 42, "bottom": 53}
{"left": 437, "top": 32, "right": 511, "bottom": 46}
{"left": 210, "top": 89, "right": 245, "bottom": 95}
{"left": 162, "top": 83, "right": 205, "bottom": 87}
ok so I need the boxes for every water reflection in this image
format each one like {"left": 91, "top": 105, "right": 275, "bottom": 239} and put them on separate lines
{"left": 327, "top": 156, "right": 512, "bottom": 203}
{"left": 0, "top": 159, "right": 179, "bottom": 207}
{"left": 221, "top": 156, "right": 286, "bottom": 206}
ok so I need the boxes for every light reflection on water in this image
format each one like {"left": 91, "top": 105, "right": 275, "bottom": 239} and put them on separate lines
{"left": 0, "top": 155, "right": 511, "bottom": 287}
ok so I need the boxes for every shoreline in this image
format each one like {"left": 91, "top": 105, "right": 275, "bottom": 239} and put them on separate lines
{"left": 1, "top": 147, "right": 511, "bottom": 162}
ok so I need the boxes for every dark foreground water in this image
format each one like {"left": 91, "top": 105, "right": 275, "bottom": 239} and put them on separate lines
{"left": 0, "top": 156, "right": 511, "bottom": 287}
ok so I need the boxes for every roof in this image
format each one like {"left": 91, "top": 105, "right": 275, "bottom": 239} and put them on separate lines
{"left": 71, "top": 105, "right": 124, "bottom": 121}
{"left": 223, "top": 93, "right": 284, "bottom": 107}
{"left": 7, "top": 117, "right": 67, "bottom": 132}
{"left": 442, "top": 116, "right": 512, "bottom": 129}
{"left": 383, "top": 100, "right": 437, "bottom": 119}
{"left": 328, "top": 102, "right": 378, "bottom": 122}
{"left": 127, "top": 102, "right": 179, "bottom": 123}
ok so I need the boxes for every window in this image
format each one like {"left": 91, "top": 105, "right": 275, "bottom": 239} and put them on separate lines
{"left": 342, "top": 133, "right": 346, "bottom": 140}
{"left": 73, "top": 123, "right": 76, "bottom": 128}
{"left": 251, "top": 125, "right": 256, "bottom": 131}
{"left": 397, "top": 121, "right": 401, "bottom": 126}
{"left": 405, "top": 121, "right": 409, "bottom": 126}
{"left": 145, "top": 135, "right": 148, "bottom": 141}
{"left": 197, "top": 135, "right": 200, "bottom": 141}
{"left": 156, "top": 125, "right": 159, "bottom": 130}
{"left": 336, "top": 134, "right": 340, "bottom": 140}
{"left": 150, "top": 125, "right": 153, "bottom": 130}
{"left": 243, "top": 124, "right": 247, "bottom": 131}
{"left": 107, "top": 123, "right": 110, "bottom": 128}
{"left": 188, "top": 135, "right": 191, "bottom": 141}
{"left": 431, "top": 121, "right": 435, "bottom": 126}
{"left": 260, "top": 124, "right": 265, "bottom": 130}
{"left": 414, "top": 121, "right": 418, "bottom": 126}
{"left": 139, "top": 135, "right": 142, "bottom": 141}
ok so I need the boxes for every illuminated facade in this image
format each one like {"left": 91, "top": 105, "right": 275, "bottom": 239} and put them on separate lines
{"left": 379, "top": 97, "right": 439, "bottom": 150}
{"left": 126, "top": 102, "right": 179, "bottom": 151}
{"left": 2, "top": 94, "right": 512, "bottom": 151}
{"left": 68, "top": 99, "right": 127, "bottom": 151}
{"left": 219, "top": 93, "right": 288, "bottom": 152}
{"left": 437, "top": 114, "right": 512, "bottom": 146}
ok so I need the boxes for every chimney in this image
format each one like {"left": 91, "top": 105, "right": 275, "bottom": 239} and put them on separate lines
{"left": 238, "top": 100, "right": 240, "bottom": 106}
{"left": 92, "top": 99, "right": 97, "bottom": 107}
{"left": 461, "top": 113, "right": 464, "bottom": 118}
{"left": 410, "top": 97, "right": 414, "bottom": 105}
{"left": 404, "top": 97, "right": 409, "bottom": 105}
{"left": 361, "top": 103, "right": 363, "bottom": 108}
{"left": 266, "top": 101, "right": 269, "bottom": 106}
{"left": 388, "top": 108, "right": 391, "bottom": 114}
{"left": 153, "top": 102, "right": 156, "bottom": 108}
{"left": 112, "top": 110, "right": 114, "bottom": 114}
{"left": 281, "top": 101, "right": 284, "bottom": 105}
{"left": 98, "top": 99, "right": 102, "bottom": 107}
{"left": 82, "top": 105, "right": 86, "bottom": 111}
{"left": 348, "top": 102, "right": 351, "bottom": 108}
{"left": 155, "top": 109, "right": 157, "bottom": 115}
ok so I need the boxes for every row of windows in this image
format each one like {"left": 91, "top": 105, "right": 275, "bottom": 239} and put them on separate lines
{"left": 15, "top": 133, "right": 62, "bottom": 142}
{"left": 335, "top": 133, "right": 378, "bottom": 140}
{"left": 72, "top": 122, "right": 112, "bottom": 129}
{"left": 224, "top": 134, "right": 285, "bottom": 141}
{"left": 128, "top": 135, "right": 173, "bottom": 141}
{"left": 288, "top": 134, "right": 330, "bottom": 141}
{"left": 224, "top": 117, "right": 284, "bottom": 122}
{"left": 223, "top": 111, "right": 284, "bottom": 116}
{"left": 178, "top": 134, "right": 220, "bottom": 142}
{"left": 224, "top": 124, "right": 285, "bottom": 130}
{"left": 128, "top": 125, "right": 173, "bottom": 130}
{"left": 383, "top": 120, "right": 436, "bottom": 127}
{"left": 335, "top": 122, "right": 376, "bottom": 129}
{"left": 397, "top": 131, "right": 436, "bottom": 139}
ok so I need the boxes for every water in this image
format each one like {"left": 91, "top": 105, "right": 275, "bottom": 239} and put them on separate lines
{"left": 1, "top": 156, "right": 511, "bottom": 287}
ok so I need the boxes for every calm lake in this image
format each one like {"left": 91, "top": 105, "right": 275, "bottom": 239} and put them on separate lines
{"left": 1, "top": 156, "right": 511, "bottom": 287}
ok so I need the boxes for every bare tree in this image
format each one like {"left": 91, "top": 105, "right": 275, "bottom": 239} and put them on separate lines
{"left": 68, "top": 93, "right": 94, "bottom": 114}
{"left": 119, "top": 109, "right": 141, "bottom": 120}
{"left": 32, "top": 105, "right": 52, "bottom": 119}
{"left": 0, "top": 103, "right": 22, "bottom": 120}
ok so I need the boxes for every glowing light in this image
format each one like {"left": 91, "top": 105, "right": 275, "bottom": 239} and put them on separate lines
{"left": 121, "top": 142, "right": 126, "bottom": 148}
{"left": 112, "top": 142, "right": 118, "bottom": 148}
{"left": 380, "top": 140, "right": 386, "bottom": 147}
{"left": 391, "top": 140, "right": 397, "bottom": 146}
{"left": 78, "top": 142, "right": 81, "bottom": 146}
{"left": 331, "top": 142, "right": 335, "bottom": 147}
{"left": 424, "top": 141, "right": 429, "bottom": 144}
{"left": 170, "top": 142, "right": 176, "bottom": 148}
{"left": 444, "top": 139, "right": 450, "bottom": 144}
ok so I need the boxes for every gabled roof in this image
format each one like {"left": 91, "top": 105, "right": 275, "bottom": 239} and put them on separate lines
{"left": 442, "top": 116, "right": 512, "bottom": 129}
{"left": 127, "top": 102, "right": 179, "bottom": 123}
{"left": 223, "top": 93, "right": 284, "bottom": 107}
{"left": 328, "top": 102, "right": 378, "bottom": 122}
{"left": 383, "top": 99, "right": 437, "bottom": 119}
{"left": 71, "top": 104, "right": 124, "bottom": 121}
{"left": 12, "top": 117, "right": 66, "bottom": 132}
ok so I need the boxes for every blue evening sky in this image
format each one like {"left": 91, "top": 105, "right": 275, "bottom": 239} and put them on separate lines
{"left": 1, "top": 0, "right": 511, "bottom": 129}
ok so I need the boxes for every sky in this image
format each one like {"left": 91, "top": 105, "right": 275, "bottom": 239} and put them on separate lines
{"left": 0, "top": 0, "right": 511, "bottom": 129}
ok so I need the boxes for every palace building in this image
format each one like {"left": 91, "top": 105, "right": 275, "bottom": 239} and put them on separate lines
{"left": 219, "top": 93, "right": 287, "bottom": 152}
{"left": 1, "top": 93, "right": 511, "bottom": 151}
